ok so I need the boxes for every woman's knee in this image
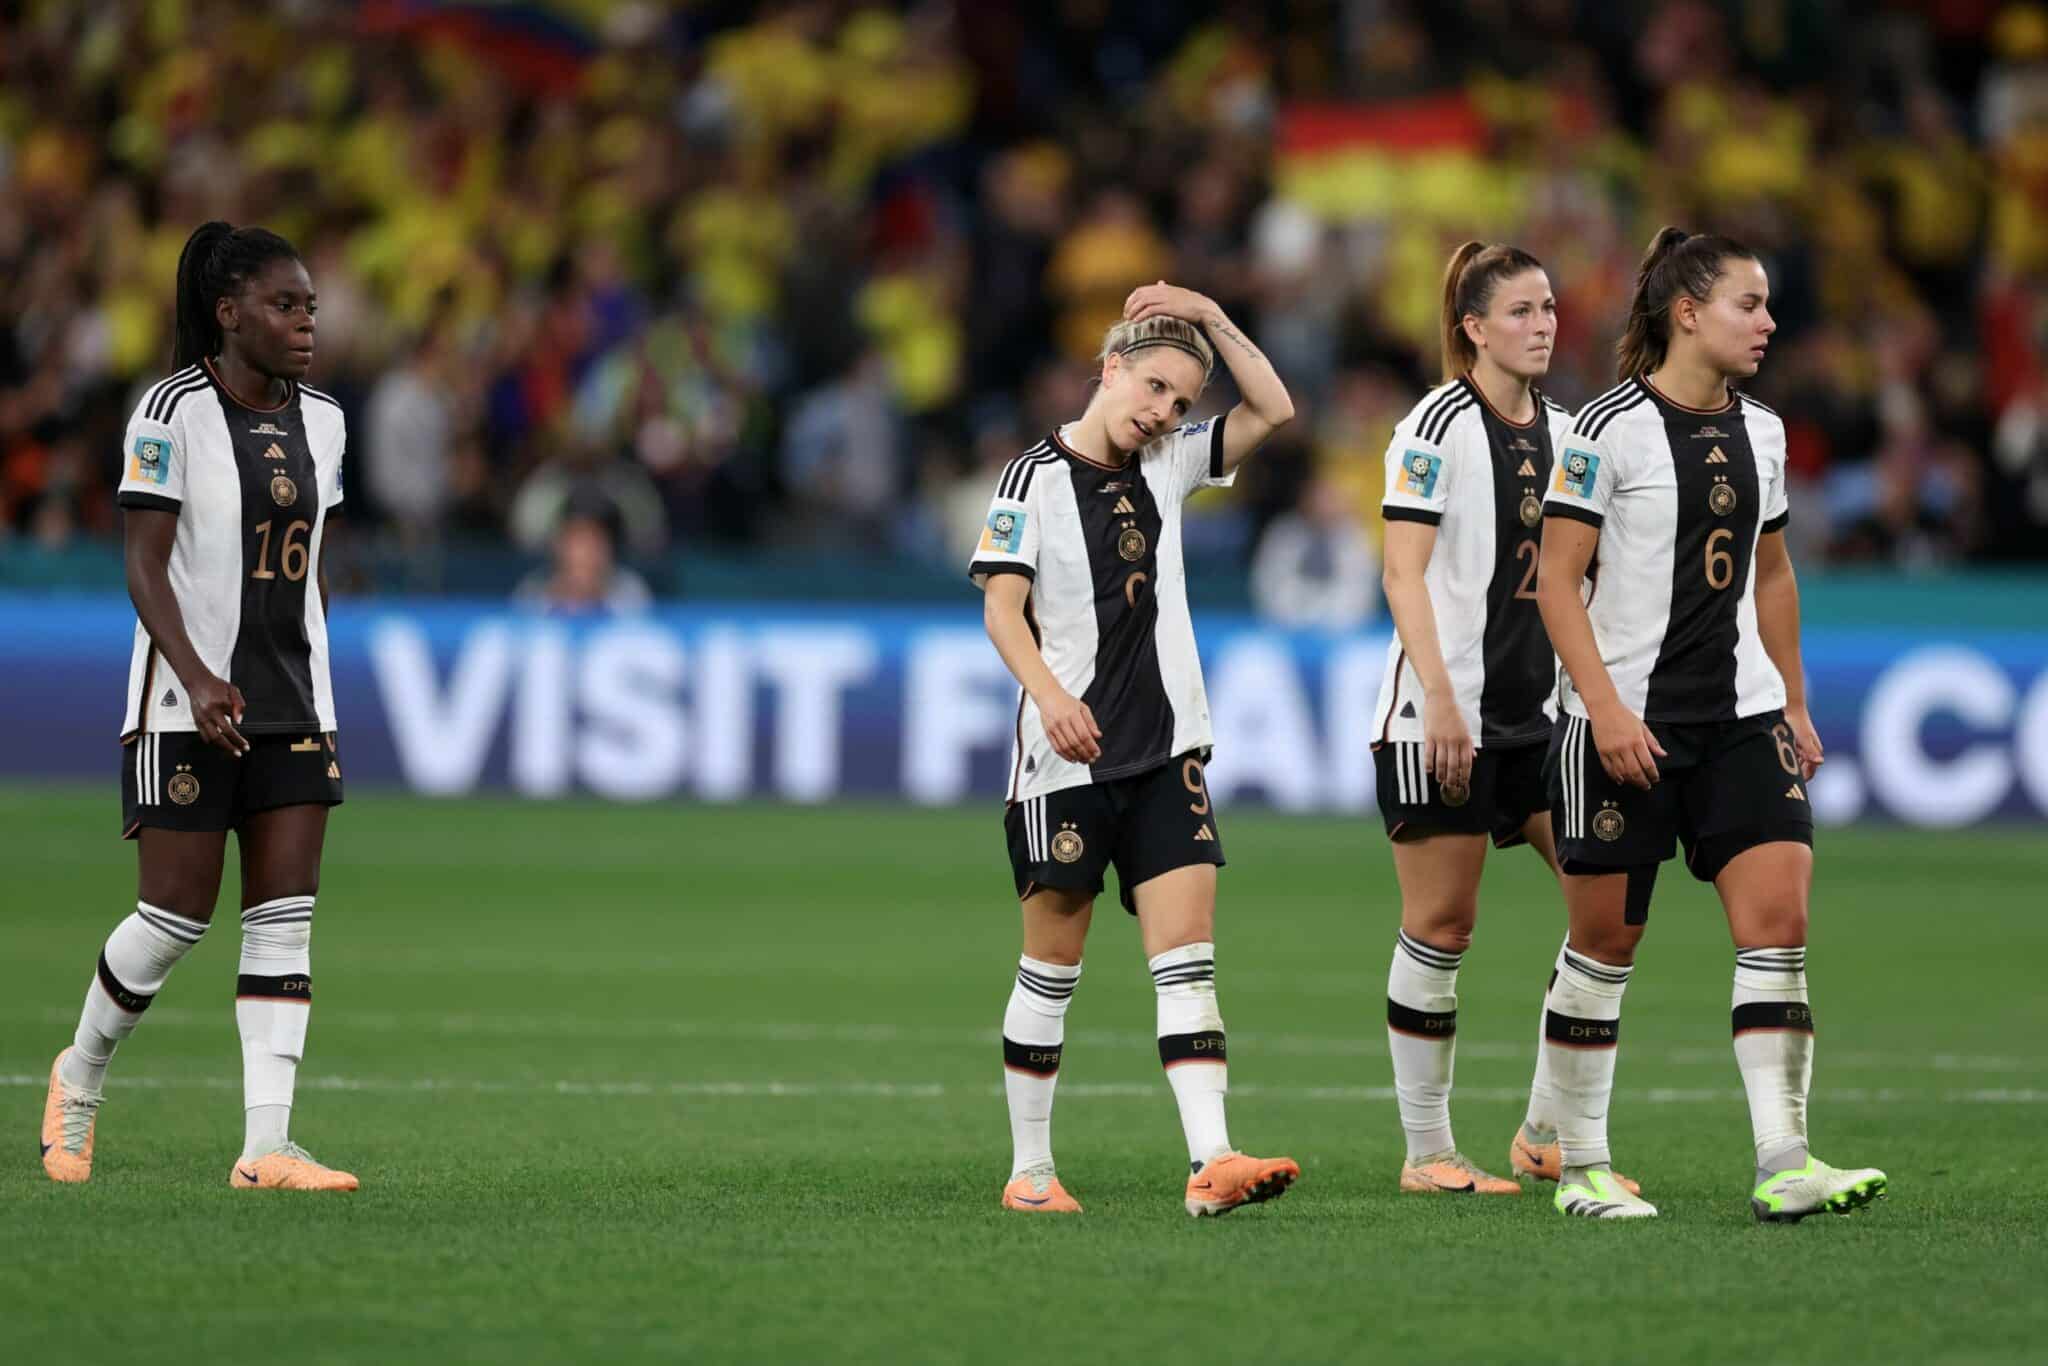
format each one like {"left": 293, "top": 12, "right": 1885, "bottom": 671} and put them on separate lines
{"left": 1402, "top": 897, "right": 1478, "bottom": 953}
{"left": 1570, "top": 919, "right": 1645, "bottom": 964}
{"left": 1733, "top": 899, "right": 1808, "bottom": 947}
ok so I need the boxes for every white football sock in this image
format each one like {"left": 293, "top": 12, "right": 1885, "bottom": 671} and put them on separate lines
{"left": 1151, "top": 941, "right": 1231, "bottom": 1167}
{"left": 1522, "top": 940, "right": 1569, "bottom": 1136}
{"left": 236, "top": 895, "right": 314, "bottom": 1158}
{"left": 63, "top": 902, "right": 210, "bottom": 1093}
{"left": 1543, "top": 944, "right": 1632, "bottom": 1170}
{"left": 1003, "top": 955, "right": 1082, "bottom": 1177}
{"left": 1386, "top": 930, "right": 1462, "bottom": 1162}
{"left": 1732, "top": 945, "right": 1813, "bottom": 1173}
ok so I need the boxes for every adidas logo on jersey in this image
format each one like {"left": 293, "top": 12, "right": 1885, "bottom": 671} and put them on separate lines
{"left": 1400, "top": 701, "right": 1417, "bottom": 719}
{"left": 1786, "top": 783, "right": 1806, "bottom": 801}
{"left": 160, "top": 689, "right": 177, "bottom": 707}
{"left": 1706, "top": 446, "right": 1729, "bottom": 464}
{"left": 1112, "top": 496, "right": 1135, "bottom": 514}
{"left": 1516, "top": 458, "right": 1536, "bottom": 477}
{"left": 264, "top": 443, "right": 288, "bottom": 462}
{"left": 1194, "top": 824, "right": 1214, "bottom": 841}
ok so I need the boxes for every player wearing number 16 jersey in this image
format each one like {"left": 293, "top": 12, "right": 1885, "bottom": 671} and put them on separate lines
{"left": 40, "top": 222, "right": 355, "bottom": 1193}
{"left": 1369, "top": 243, "right": 1640, "bottom": 1199}
{"left": 1534, "top": 227, "right": 1885, "bottom": 1222}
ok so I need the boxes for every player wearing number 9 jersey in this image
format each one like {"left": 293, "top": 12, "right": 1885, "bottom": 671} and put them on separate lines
{"left": 1533, "top": 227, "right": 1884, "bottom": 1222}
{"left": 1369, "top": 243, "right": 1642, "bottom": 1200}
{"left": 39, "top": 222, "right": 357, "bottom": 1193}
{"left": 971, "top": 284, "right": 1299, "bottom": 1219}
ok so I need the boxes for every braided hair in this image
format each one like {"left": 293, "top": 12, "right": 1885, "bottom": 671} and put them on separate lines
{"left": 1097, "top": 316, "right": 1216, "bottom": 389}
{"left": 172, "top": 221, "right": 301, "bottom": 369}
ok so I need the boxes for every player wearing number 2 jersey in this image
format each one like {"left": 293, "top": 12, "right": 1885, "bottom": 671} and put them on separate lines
{"left": 40, "top": 222, "right": 356, "bottom": 1193}
{"left": 1534, "top": 227, "right": 1885, "bottom": 1223}
{"left": 1369, "top": 242, "right": 1641, "bottom": 1201}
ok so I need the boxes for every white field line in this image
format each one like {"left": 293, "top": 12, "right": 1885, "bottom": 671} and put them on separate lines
{"left": 5, "top": 1073, "right": 2048, "bottom": 1105}
{"left": 10, "top": 1005, "right": 2043, "bottom": 1074}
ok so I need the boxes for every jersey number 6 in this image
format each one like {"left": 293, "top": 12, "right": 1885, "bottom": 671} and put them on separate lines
{"left": 251, "top": 519, "right": 312, "bottom": 582}
{"left": 1704, "top": 527, "right": 1735, "bottom": 591}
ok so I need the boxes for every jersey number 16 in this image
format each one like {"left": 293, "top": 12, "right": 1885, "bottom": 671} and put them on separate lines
{"left": 251, "top": 519, "right": 312, "bottom": 582}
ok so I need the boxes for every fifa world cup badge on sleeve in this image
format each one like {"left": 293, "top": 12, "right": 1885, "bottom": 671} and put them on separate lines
{"left": 981, "top": 507, "right": 1026, "bottom": 555}
{"left": 131, "top": 436, "right": 170, "bottom": 486}
{"left": 1557, "top": 447, "right": 1600, "bottom": 499}
{"left": 1398, "top": 450, "right": 1442, "bottom": 499}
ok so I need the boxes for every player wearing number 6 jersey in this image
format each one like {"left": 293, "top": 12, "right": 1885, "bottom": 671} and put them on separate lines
{"left": 1370, "top": 243, "right": 1641, "bottom": 1199}
{"left": 971, "top": 283, "right": 1298, "bottom": 1218}
{"left": 1535, "top": 227, "right": 1885, "bottom": 1222}
{"left": 39, "top": 222, "right": 355, "bottom": 1192}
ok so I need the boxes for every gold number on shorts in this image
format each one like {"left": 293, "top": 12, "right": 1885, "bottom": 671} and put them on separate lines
{"left": 251, "top": 519, "right": 312, "bottom": 582}
{"left": 1704, "top": 527, "right": 1735, "bottom": 590}
{"left": 1771, "top": 722, "right": 1800, "bottom": 775}
{"left": 1183, "top": 758, "right": 1210, "bottom": 815}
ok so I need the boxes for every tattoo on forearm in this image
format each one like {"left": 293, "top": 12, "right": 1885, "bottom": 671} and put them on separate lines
{"left": 1207, "top": 320, "right": 1264, "bottom": 363}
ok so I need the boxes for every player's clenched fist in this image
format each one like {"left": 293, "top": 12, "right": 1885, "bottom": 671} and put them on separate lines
{"left": 1035, "top": 687, "right": 1102, "bottom": 765}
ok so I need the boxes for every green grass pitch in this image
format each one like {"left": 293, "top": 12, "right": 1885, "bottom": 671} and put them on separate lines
{"left": 1, "top": 785, "right": 2044, "bottom": 1363}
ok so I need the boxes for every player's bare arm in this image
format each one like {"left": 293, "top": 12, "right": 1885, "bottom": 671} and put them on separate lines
{"left": 1536, "top": 516, "right": 1664, "bottom": 788}
{"left": 1752, "top": 529, "right": 1822, "bottom": 780}
{"left": 982, "top": 572, "right": 1101, "bottom": 764}
{"left": 123, "top": 506, "right": 247, "bottom": 756}
{"left": 1381, "top": 519, "right": 1473, "bottom": 789}
{"left": 1122, "top": 282, "right": 1293, "bottom": 471}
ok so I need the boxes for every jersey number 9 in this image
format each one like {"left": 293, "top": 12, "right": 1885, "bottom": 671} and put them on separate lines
{"left": 252, "top": 519, "right": 312, "bottom": 582}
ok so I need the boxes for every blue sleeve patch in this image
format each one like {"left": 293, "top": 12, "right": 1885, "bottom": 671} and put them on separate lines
{"left": 1398, "top": 450, "right": 1442, "bottom": 499}
{"left": 980, "top": 507, "right": 1026, "bottom": 555}
{"left": 1555, "top": 447, "right": 1600, "bottom": 499}
{"left": 130, "top": 435, "right": 170, "bottom": 486}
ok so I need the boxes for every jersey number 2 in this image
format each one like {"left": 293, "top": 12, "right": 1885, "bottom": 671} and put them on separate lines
{"left": 1514, "top": 538, "right": 1538, "bottom": 600}
{"left": 251, "top": 519, "right": 312, "bottom": 582}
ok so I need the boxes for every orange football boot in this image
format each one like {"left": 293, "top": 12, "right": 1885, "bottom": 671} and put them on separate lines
{"left": 229, "top": 1142, "right": 359, "bottom": 1191}
{"left": 1184, "top": 1152, "right": 1300, "bottom": 1217}
{"left": 1400, "top": 1151, "right": 1521, "bottom": 1195}
{"left": 1002, "top": 1167, "right": 1082, "bottom": 1212}
{"left": 40, "top": 1049, "right": 101, "bottom": 1184}
{"left": 1510, "top": 1126, "right": 1641, "bottom": 1195}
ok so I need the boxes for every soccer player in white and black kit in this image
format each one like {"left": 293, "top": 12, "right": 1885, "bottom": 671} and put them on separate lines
{"left": 39, "top": 222, "right": 357, "bottom": 1192}
{"left": 1371, "top": 242, "right": 1643, "bottom": 1199}
{"left": 972, "top": 283, "right": 1298, "bottom": 1217}
{"left": 1535, "top": 228, "right": 1885, "bottom": 1221}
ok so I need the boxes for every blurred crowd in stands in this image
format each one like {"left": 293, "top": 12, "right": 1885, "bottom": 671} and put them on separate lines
{"left": 3, "top": 0, "right": 2047, "bottom": 618}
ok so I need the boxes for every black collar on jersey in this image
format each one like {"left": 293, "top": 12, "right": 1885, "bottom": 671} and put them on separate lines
{"left": 1459, "top": 374, "right": 1542, "bottom": 429}
{"left": 202, "top": 357, "right": 296, "bottom": 414}
{"left": 1049, "top": 425, "right": 1134, "bottom": 471}
{"left": 1635, "top": 373, "right": 1738, "bottom": 416}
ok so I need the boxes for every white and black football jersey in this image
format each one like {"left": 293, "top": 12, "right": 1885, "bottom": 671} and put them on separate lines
{"left": 1542, "top": 376, "right": 1790, "bottom": 724}
{"left": 1374, "top": 377, "right": 1572, "bottom": 749}
{"left": 116, "top": 362, "right": 346, "bottom": 738}
{"left": 969, "top": 417, "right": 1235, "bottom": 803}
